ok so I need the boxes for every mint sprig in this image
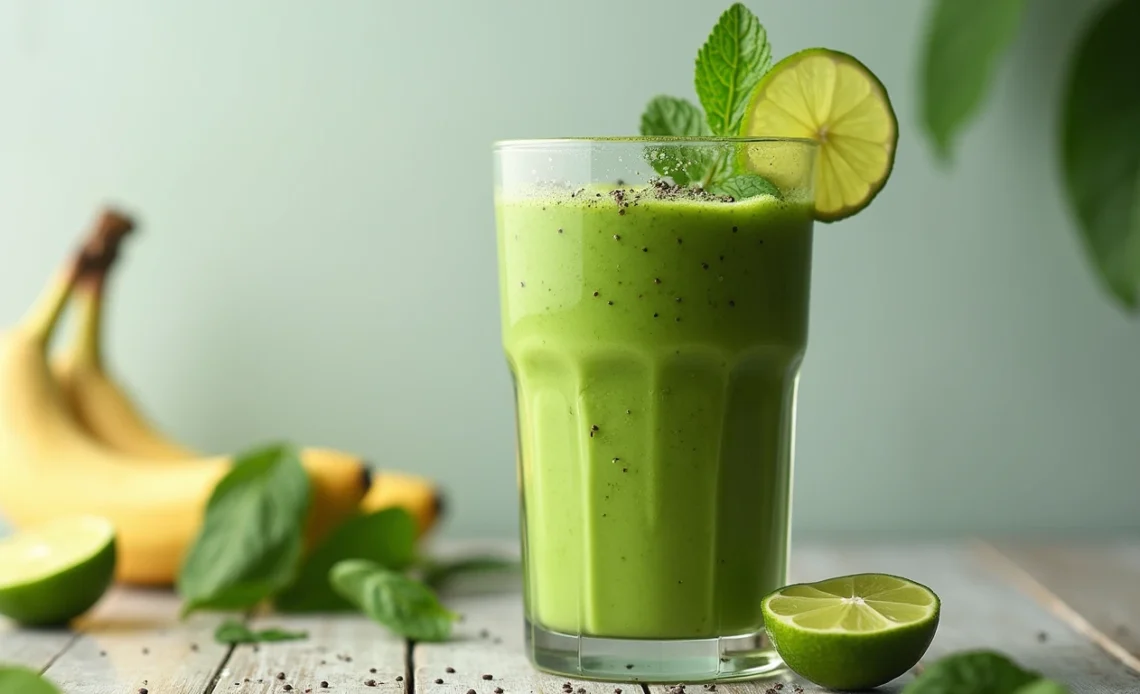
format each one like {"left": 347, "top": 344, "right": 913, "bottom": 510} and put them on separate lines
{"left": 638, "top": 3, "right": 777, "bottom": 198}
{"left": 641, "top": 96, "right": 709, "bottom": 138}
{"left": 641, "top": 96, "right": 712, "bottom": 186}
{"left": 707, "top": 173, "right": 780, "bottom": 200}
{"left": 695, "top": 3, "right": 772, "bottom": 136}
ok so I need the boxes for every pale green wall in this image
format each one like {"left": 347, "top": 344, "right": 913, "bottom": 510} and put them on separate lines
{"left": 0, "top": 0, "right": 1136, "bottom": 540}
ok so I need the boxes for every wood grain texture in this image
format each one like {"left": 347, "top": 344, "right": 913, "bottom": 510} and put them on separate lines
{"left": 221, "top": 612, "right": 407, "bottom": 694}
{"left": 4, "top": 541, "right": 1140, "bottom": 694}
{"left": 41, "top": 587, "right": 236, "bottom": 694}
{"left": 797, "top": 543, "right": 1140, "bottom": 693}
{"left": 0, "top": 617, "right": 75, "bottom": 672}
{"left": 415, "top": 572, "right": 635, "bottom": 694}
{"left": 985, "top": 540, "right": 1140, "bottom": 672}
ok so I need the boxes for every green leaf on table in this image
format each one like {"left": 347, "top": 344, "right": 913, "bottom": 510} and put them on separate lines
{"left": 1013, "top": 680, "right": 1071, "bottom": 694}
{"left": 1061, "top": 0, "right": 1140, "bottom": 311}
{"left": 330, "top": 559, "right": 457, "bottom": 642}
{"left": 694, "top": 3, "right": 771, "bottom": 136}
{"left": 640, "top": 95, "right": 712, "bottom": 185}
{"left": 421, "top": 556, "right": 520, "bottom": 589}
{"left": 707, "top": 174, "right": 780, "bottom": 201}
{"left": 919, "top": 0, "right": 1025, "bottom": 160}
{"left": 177, "top": 443, "right": 311, "bottom": 616}
{"left": 0, "top": 666, "right": 61, "bottom": 694}
{"left": 903, "top": 650, "right": 1041, "bottom": 693}
{"left": 275, "top": 508, "right": 418, "bottom": 613}
{"left": 214, "top": 619, "right": 308, "bottom": 645}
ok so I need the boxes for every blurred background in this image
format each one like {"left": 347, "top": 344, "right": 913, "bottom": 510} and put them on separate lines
{"left": 0, "top": 0, "right": 1136, "bottom": 541}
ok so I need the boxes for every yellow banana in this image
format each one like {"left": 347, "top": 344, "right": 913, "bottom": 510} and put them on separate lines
{"left": 0, "top": 214, "right": 368, "bottom": 586}
{"left": 52, "top": 211, "right": 445, "bottom": 538}
{"left": 363, "top": 470, "right": 444, "bottom": 536}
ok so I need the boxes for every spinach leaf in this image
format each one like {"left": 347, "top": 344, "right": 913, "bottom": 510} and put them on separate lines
{"left": 276, "top": 508, "right": 417, "bottom": 613}
{"left": 177, "top": 443, "right": 311, "bottom": 616}
{"left": 214, "top": 619, "right": 308, "bottom": 644}
{"left": 330, "top": 559, "right": 457, "bottom": 642}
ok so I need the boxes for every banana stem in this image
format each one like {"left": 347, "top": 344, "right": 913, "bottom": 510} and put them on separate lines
{"left": 20, "top": 267, "right": 81, "bottom": 345}
{"left": 20, "top": 209, "right": 134, "bottom": 347}
{"left": 72, "top": 276, "right": 106, "bottom": 367}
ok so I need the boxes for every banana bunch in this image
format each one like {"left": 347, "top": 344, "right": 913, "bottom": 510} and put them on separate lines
{"left": 0, "top": 210, "right": 443, "bottom": 586}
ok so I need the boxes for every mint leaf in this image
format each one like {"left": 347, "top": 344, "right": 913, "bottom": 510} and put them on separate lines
{"left": 275, "top": 508, "right": 417, "bottom": 613}
{"left": 214, "top": 619, "right": 308, "bottom": 644}
{"left": 707, "top": 174, "right": 780, "bottom": 201}
{"left": 1061, "top": 0, "right": 1140, "bottom": 311}
{"left": 640, "top": 96, "right": 713, "bottom": 186}
{"left": 177, "top": 443, "right": 311, "bottom": 616}
{"left": 330, "top": 559, "right": 457, "bottom": 642}
{"left": 919, "top": 0, "right": 1025, "bottom": 160}
{"left": 0, "top": 666, "right": 61, "bottom": 694}
{"left": 421, "top": 556, "right": 520, "bottom": 590}
{"left": 641, "top": 95, "right": 709, "bottom": 137}
{"left": 903, "top": 651, "right": 1040, "bottom": 694}
{"left": 694, "top": 3, "right": 771, "bottom": 136}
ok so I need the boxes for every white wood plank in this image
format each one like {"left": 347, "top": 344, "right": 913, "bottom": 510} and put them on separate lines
{"left": 221, "top": 612, "right": 407, "bottom": 694}
{"left": 416, "top": 569, "right": 638, "bottom": 694}
{"left": 0, "top": 617, "right": 75, "bottom": 671}
{"left": 639, "top": 542, "right": 1140, "bottom": 694}
{"left": 795, "top": 543, "right": 1140, "bottom": 693}
{"left": 41, "top": 587, "right": 236, "bottom": 694}
{"left": 985, "top": 541, "right": 1140, "bottom": 672}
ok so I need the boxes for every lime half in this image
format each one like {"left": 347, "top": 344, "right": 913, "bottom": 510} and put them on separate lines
{"left": 762, "top": 573, "right": 939, "bottom": 690}
{"left": 0, "top": 516, "right": 116, "bottom": 625}
{"left": 741, "top": 48, "right": 898, "bottom": 222}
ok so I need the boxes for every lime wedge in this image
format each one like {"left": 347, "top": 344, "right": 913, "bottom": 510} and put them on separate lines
{"left": 0, "top": 516, "right": 116, "bottom": 625}
{"left": 762, "top": 573, "right": 939, "bottom": 690}
{"left": 740, "top": 48, "right": 898, "bottom": 222}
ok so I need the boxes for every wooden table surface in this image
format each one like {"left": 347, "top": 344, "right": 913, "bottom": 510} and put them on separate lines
{"left": 3, "top": 540, "right": 1140, "bottom": 694}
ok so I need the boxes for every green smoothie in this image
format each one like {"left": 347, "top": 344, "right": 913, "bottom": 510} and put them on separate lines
{"left": 498, "top": 185, "right": 814, "bottom": 640}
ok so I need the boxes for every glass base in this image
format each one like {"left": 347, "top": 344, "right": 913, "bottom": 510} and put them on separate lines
{"left": 525, "top": 620, "right": 786, "bottom": 683}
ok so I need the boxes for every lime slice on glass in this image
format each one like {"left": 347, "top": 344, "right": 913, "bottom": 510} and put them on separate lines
{"left": 740, "top": 48, "right": 898, "bottom": 222}
{"left": 762, "top": 573, "right": 939, "bottom": 690}
{"left": 0, "top": 516, "right": 116, "bottom": 625}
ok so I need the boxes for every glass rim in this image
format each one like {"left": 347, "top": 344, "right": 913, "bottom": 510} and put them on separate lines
{"left": 493, "top": 136, "right": 819, "bottom": 150}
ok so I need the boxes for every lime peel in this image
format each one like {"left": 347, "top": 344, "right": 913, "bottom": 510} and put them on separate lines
{"left": 762, "top": 572, "right": 939, "bottom": 690}
{"left": 0, "top": 515, "right": 117, "bottom": 626}
{"left": 740, "top": 47, "right": 899, "bottom": 222}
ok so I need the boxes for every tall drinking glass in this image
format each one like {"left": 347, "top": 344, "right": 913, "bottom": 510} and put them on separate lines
{"left": 494, "top": 138, "right": 817, "bottom": 683}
